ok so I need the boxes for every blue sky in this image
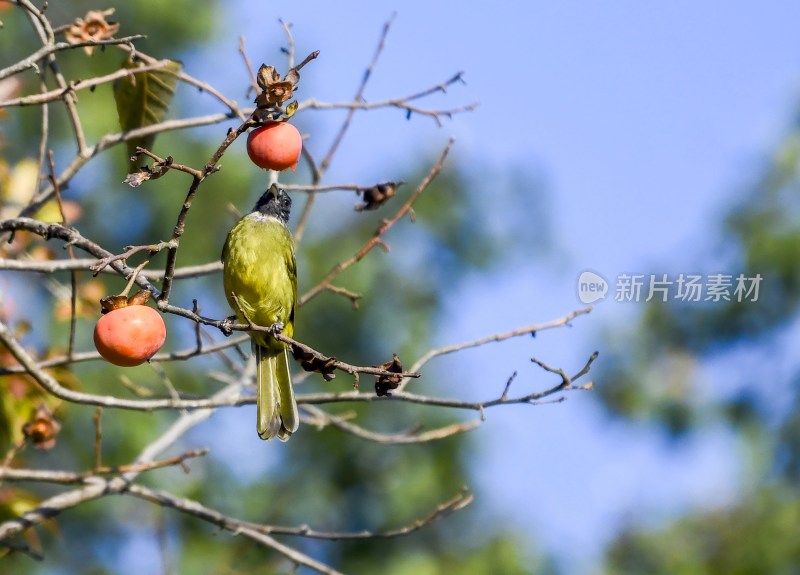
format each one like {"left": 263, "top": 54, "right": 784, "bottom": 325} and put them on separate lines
{"left": 185, "top": 1, "right": 800, "bottom": 571}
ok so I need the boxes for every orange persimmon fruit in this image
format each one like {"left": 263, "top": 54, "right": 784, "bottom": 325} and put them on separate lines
{"left": 246, "top": 122, "right": 302, "bottom": 171}
{"left": 94, "top": 299, "right": 166, "bottom": 367}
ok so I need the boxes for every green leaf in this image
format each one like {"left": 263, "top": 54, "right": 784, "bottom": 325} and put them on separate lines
{"left": 113, "top": 56, "right": 182, "bottom": 164}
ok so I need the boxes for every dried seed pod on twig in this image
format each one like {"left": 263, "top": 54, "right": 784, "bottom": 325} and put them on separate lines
{"left": 375, "top": 354, "right": 404, "bottom": 397}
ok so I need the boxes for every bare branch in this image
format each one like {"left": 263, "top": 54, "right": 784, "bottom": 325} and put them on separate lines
{"left": 400, "top": 306, "right": 593, "bottom": 391}
{"left": 125, "top": 484, "right": 346, "bottom": 575}
{"left": 20, "top": 112, "right": 238, "bottom": 219}
{"left": 302, "top": 404, "right": 481, "bottom": 444}
{"left": 299, "top": 71, "right": 477, "bottom": 126}
{"left": 301, "top": 98, "right": 478, "bottom": 126}
{"left": 300, "top": 139, "right": 453, "bottom": 305}
{"left": 530, "top": 350, "right": 599, "bottom": 390}
{"left": 91, "top": 240, "right": 177, "bottom": 275}
{"left": 283, "top": 181, "right": 404, "bottom": 194}
{"left": 0, "top": 449, "right": 209, "bottom": 485}
{"left": 0, "top": 539, "right": 43, "bottom": 561}
{"left": 115, "top": 44, "right": 247, "bottom": 121}
{"left": 21, "top": 1, "right": 87, "bottom": 154}
{"left": 0, "top": 36, "right": 146, "bottom": 82}
{"left": 159, "top": 117, "right": 255, "bottom": 304}
{"left": 0, "top": 314, "right": 413, "bottom": 411}
{"left": 0, "top": 318, "right": 245, "bottom": 411}
{"left": 0, "top": 257, "right": 223, "bottom": 279}
{"left": 126, "top": 483, "right": 472, "bottom": 550}
{"left": 264, "top": 488, "right": 473, "bottom": 540}
{"left": 319, "top": 13, "right": 395, "bottom": 174}
{"left": 0, "top": 334, "right": 250, "bottom": 375}
{"left": 238, "top": 35, "right": 259, "bottom": 93}
{"left": 0, "top": 55, "right": 164, "bottom": 105}
{"left": 279, "top": 19, "right": 296, "bottom": 70}
{"left": 0, "top": 218, "right": 160, "bottom": 295}
{"left": 0, "top": 380, "right": 240, "bottom": 541}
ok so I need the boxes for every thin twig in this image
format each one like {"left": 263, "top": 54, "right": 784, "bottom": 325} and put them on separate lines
{"left": 298, "top": 70, "right": 475, "bottom": 126}
{"left": 238, "top": 35, "right": 259, "bottom": 93}
{"left": 0, "top": 257, "right": 223, "bottom": 279}
{"left": 159, "top": 117, "right": 255, "bottom": 304}
{"left": 0, "top": 379, "right": 239, "bottom": 541}
{"left": 283, "top": 181, "right": 403, "bottom": 194}
{"left": 0, "top": 334, "right": 251, "bottom": 374}
{"left": 0, "top": 35, "right": 147, "bottom": 82}
{"left": 115, "top": 43, "right": 246, "bottom": 121}
{"left": 264, "top": 488, "right": 473, "bottom": 540}
{"left": 292, "top": 145, "right": 322, "bottom": 245}
{"left": 0, "top": 316, "right": 411, "bottom": 411}
{"left": 20, "top": 112, "right": 239, "bottom": 219}
{"left": 0, "top": 59, "right": 170, "bottom": 106}
{"left": 530, "top": 350, "right": 599, "bottom": 390}
{"left": 319, "top": 13, "right": 394, "bottom": 174}
{"left": 0, "top": 450, "right": 209, "bottom": 485}
{"left": 399, "top": 306, "right": 593, "bottom": 391}
{"left": 279, "top": 19, "right": 296, "bottom": 70}
{"left": 301, "top": 99, "right": 478, "bottom": 126}
{"left": 47, "top": 149, "right": 79, "bottom": 357}
{"left": 0, "top": 539, "right": 44, "bottom": 561}
{"left": 303, "top": 404, "right": 481, "bottom": 444}
{"left": 300, "top": 139, "right": 452, "bottom": 305}
{"left": 93, "top": 406, "right": 102, "bottom": 470}
{"left": 0, "top": 218, "right": 160, "bottom": 294}
{"left": 21, "top": 0, "right": 87, "bottom": 154}
{"left": 91, "top": 240, "right": 176, "bottom": 275}
{"left": 125, "top": 484, "right": 346, "bottom": 575}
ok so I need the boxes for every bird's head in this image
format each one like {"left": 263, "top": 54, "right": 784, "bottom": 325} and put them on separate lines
{"left": 254, "top": 184, "right": 292, "bottom": 224}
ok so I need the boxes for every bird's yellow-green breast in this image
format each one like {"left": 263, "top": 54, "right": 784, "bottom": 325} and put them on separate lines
{"left": 222, "top": 213, "right": 297, "bottom": 348}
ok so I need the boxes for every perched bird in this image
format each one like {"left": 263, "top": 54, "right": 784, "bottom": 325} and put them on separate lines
{"left": 222, "top": 184, "right": 299, "bottom": 440}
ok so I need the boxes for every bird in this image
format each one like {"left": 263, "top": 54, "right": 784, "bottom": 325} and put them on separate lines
{"left": 222, "top": 184, "right": 299, "bottom": 441}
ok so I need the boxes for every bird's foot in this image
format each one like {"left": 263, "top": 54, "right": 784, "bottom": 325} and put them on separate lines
{"left": 268, "top": 321, "right": 285, "bottom": 337}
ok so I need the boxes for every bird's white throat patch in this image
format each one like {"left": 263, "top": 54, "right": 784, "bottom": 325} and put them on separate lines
{"left": 248, "top": 212, "right": 283, "bottom": 225}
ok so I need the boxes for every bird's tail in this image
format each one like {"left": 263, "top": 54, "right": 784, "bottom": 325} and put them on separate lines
{"left": 254, "top": 341, "right": 299, "bottom": 441}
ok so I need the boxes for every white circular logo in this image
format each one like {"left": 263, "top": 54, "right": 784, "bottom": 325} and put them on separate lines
{"left": 577, "top": 271, "right": 608, "bottom": 304}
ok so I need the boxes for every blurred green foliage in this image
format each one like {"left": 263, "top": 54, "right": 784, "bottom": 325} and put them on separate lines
{"left": 596, "top": 94, "right": 800, "bottom": 571}
{"left": 606, "top": 488, "right": 800, "bottom": 575}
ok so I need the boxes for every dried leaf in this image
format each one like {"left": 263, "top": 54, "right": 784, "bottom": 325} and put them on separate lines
{"left": 284, "top": 68, "right": 300, "bottom": 86}
{"left": 290, "top": 344, "right": 337, "bottom": 381}
{"left": 113, "top": 56, "right": 182, "bottom": 164}
{"left": 22, "top": 404, "right": 61, "bottom": 450}
{"left": 254, "top": 62, "right": 300, "bottom": 109}
{"left": 375, "top": 354, "right": 404, "bottom": 397}
{"left": 99, "top": 295, "right": 128, "bottom": 314}
{"left": 99, "top": 290, "right": 151, "bottom": 314}
{"left": 355, "top": 182, "right": 402, "bottom": 212}
{"left": 256, "top": 65, "right": 280, "bottom": 91}
{"left": 127, "top": 290, "right": 151, "bottom": 306}
{"left": 65, "top": 9, "right": 119, "bottom": 56}
{"left": 123, "top": 169, "right": 152, "bottom": 187}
